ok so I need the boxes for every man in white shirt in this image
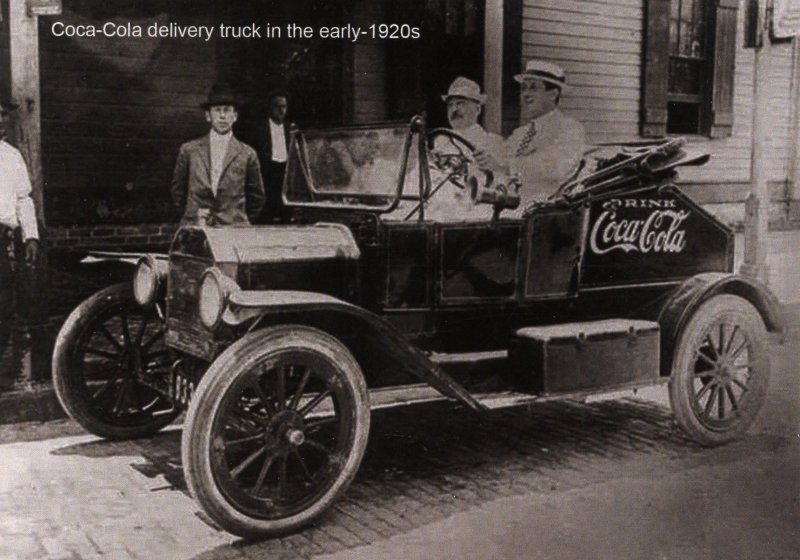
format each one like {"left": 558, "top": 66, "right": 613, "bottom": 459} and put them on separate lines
{"left": 434, "top": 77, "right": 503, "bottom": 158}
{"left": 0, "top": 98, "right": 40, "bottom": 364}
{"left": 427, "top": 77, "right": 502, "bottom": 221}
{"left": 171, "top": 84, "right": 264, "bottom": 226}
{"left": 475, "top": 60, "right": 586, "bottom": 206}
{"left": 242, "top": 91, "right": 291, "bottom": 223}
{"left": 0, "top": 99, "right": 39, "bottom": 262}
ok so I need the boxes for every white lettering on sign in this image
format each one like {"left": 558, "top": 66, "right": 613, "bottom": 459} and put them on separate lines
{"left": 589, "top": 201, "right": 690, "bottom": 255}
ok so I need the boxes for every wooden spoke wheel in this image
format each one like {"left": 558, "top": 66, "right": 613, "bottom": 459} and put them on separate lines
{"left": 53, "top": 283, "right": 178, "bottom": 440}
{"left": 669, "top": 294, "right": 770, "bottom": 446}
{"left": 182, "top": 325, "right": 370, "bottom": 538}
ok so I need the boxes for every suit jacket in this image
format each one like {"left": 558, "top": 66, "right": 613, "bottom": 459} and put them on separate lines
{"left": 244, "top": 119, "right": 291, "bottom": 177}
{"left": 505, "top": 109, "right": 586, "bottom": 203}
{"left": 239, "top": 119, "right": 292, "bottom": 222}
{"left": 171, "top": 134, "right": 265, "bottom": 226}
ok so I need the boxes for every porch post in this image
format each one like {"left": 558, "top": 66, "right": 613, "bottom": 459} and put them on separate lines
{"left": 483, "top": 0, "right": 503, "bottom": 134}
{"left": 789, "top": 37, "right": 800, "bottom": 220}
{"left": 8, "top": 0, "right": 43, "bottom": 226}
{"left": 7, "top": 0, "right": 48, "bottom": 385}
{"left": 741, "top": 21, "right": 771, "bottom": 283}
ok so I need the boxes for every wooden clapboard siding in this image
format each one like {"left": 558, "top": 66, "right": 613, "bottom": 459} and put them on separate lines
{"left": 522, "top": 0, "right": 795, "bottom": 192}
{"left": 763, "top": 42, "right": 795, "bottom": 182}
{"left": 522, "top": 0, "right": 642, "bottom": 144}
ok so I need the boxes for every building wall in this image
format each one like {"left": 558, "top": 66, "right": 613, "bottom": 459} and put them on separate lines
{"left": 520, "top": 0, "right": 797, "bottom": 210}
{"left": 351, "top": 0, "right": 389, "bottom": 124}
{"left": 38, "top": 2, "right": 217, "bottom": 227}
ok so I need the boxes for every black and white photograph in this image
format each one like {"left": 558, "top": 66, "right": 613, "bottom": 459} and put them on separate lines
{"left": 0, "top": 0, "right": 799, "bottom": 558}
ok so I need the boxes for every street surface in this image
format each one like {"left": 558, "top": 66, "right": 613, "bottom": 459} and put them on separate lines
{"left": 1, "top": 329, "right": 797, "bottom": 560}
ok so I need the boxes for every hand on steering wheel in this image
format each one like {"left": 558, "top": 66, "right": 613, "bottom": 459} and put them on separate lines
{"left": 427, "top": 128, "right": 477, "bottom": 181}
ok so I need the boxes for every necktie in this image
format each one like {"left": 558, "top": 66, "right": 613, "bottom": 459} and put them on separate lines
{"left": 515, "top": 121, "right": 537, "bottom": 157}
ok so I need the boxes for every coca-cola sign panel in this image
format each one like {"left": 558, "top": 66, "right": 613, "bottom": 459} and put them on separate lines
{"left": 581, "top": 186, "right": 732, "bottom": 287}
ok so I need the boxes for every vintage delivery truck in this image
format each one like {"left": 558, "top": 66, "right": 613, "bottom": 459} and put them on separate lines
{"left": 53, "top": 118, "right": 784, "bottom": 537}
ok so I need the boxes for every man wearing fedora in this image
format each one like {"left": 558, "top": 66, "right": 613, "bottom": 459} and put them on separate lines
{"left": 171, "top": 84, "right": 265, "bottom": 226}
{"left": 476, "top": 60, "right": 586, "bottom": 203}
{"left": 435, "top": 76, "right": 503, "bottom": 157}
{"left": 0, "top": 97, "right": 40, "bottom": 368}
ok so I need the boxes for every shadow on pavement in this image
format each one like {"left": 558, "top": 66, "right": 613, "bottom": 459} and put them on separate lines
{"left": 45, "top": 397, "right": 793, "bottom": 559}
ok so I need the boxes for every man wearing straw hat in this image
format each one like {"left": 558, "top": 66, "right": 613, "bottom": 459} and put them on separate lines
{"left": 476, "top": 60, "right": 586, "bottom": 202}
{"left": 0, "top": 97, "right": 40, "bottom": 368}
{"left": 171, "top": 84, "right": 265, "bottom": 226}
{"left": 434, "top": 76, "right": 503, "bottom": 156}
{"left": 425, "top": 77, "right": 502, "bottom": 221}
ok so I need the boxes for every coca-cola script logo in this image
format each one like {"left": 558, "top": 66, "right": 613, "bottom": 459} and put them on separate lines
{"left": 589, "top": 198, "right": 690, "bottom": 255}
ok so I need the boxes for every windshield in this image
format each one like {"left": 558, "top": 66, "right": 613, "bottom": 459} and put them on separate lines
{"left": 284, "top": 123, "right": 423, "bottom": 211}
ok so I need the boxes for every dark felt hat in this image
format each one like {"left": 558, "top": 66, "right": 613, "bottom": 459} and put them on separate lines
{"left": 200, "top": 84, "right": 240, "bottom": 109}
{"left": 0, "top": 97, "right": 19, "bottom": 115}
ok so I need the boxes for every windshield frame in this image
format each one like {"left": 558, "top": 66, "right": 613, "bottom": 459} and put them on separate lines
{"left": 281, "top": 119, "right": 428, "bottom": 214}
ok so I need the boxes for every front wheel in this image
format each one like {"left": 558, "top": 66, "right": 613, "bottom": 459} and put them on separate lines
{"left": 182, "top": 325, "right": 370, "bottom": 538}
{"left": 52, "top": 283, "right": 179, "bottom": 440}
{"left": 669, "top": 294, "right": 770, "bottom": 446}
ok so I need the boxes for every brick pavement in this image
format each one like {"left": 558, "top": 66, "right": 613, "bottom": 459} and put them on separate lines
{"left": 0, "top": 390, "right": 768, "bottom": 560}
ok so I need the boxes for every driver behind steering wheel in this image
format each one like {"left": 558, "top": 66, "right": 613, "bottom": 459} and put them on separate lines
{"left": 434, "top": 77, "right": 504, "bottom": 158}
{"left": 426, "top": 77, "right": 504, "bottom": 221}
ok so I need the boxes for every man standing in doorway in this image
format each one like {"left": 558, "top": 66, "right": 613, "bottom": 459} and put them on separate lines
{"left": 244, "top": 91, "right": 291, "bottom": 223}
{"left": 476, "top": 60, "right": 586, "bottom": 203}
{"left": 171, "top": 84, "right": 264, "bottom": 226}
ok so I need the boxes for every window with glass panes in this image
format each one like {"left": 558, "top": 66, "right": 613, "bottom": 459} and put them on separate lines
{"left": 667, "top": 0, "right": 709, "bottom": 134}
{"left": 642, "top": 0, "right": 737, "bottom": 138}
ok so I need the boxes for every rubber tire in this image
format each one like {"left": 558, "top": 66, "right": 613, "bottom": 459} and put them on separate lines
{"left": 668, "top": 294, "right": 770, "bottom": 446}
{"left": 53, "top": 283, "right": 179, "bottom": 440}
{"left": 182, "top": 325, "right": 371, "bottom": 538}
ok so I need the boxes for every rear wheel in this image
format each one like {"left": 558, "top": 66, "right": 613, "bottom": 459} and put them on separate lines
{"left": 668, "top": 294, "right": 769, "bottom": 446}
{"left": 53, "top": 283, "right": 178, "bottom": 439}
{"left": 182, "top": 325, "right": 370, "bottom": 538}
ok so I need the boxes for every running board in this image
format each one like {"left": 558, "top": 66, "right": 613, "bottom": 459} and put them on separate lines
{"left": 364, "top": 379, "right": 669, "bottom": 413}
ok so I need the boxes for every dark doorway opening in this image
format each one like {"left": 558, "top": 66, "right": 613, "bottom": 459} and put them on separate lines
{"left": 387, "top": 0, "right": 485, "bottom": 129}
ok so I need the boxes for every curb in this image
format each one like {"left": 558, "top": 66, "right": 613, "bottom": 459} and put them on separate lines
{"left": 1, "top": 303, "right": 799, "bottom": 427}
{"left": 0, "top": 384, "right": 66, "bottom": 425}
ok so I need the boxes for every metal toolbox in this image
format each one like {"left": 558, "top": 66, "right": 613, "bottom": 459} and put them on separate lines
{"left": 509, "top": 319, "right": 660, "bottom": 396}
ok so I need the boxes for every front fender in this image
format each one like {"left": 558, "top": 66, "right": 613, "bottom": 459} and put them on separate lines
{"left": 656, "top": 272, "right": 785, "bottom": 376}
{"left": 223, "top": 290, "right": 485, "bottom": 412}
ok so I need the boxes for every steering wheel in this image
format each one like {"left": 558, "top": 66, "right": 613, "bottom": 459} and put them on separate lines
{"left": 426, "top": 128, "right": 477, "bottom": 179}
{"left": 395, "top": 128, "right": 477, "bottom": 221}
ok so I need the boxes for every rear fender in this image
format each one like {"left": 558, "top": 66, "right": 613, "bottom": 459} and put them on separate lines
{"left": 657, "top": 272, "right": 785, "bottom": 376}
{"left": 223, "top": 290, "right": 485, "bottom": 412}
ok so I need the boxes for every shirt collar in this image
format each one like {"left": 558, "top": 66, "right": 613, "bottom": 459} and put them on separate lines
{"left": 533, "top": 108, "right": 559, "bottom": 127}
{"left": 209, "top": 130, "right": 232, "bottom": 142}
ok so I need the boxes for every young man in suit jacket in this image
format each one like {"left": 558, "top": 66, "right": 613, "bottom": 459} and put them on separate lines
{"left": 171, "top": 85, "right": 265, "bottom": 226}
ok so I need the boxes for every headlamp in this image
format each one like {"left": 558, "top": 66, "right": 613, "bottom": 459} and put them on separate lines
{"left": 199, "top": 267, "right": 235, "bottom": 330}
{"left": 133, "top": 255, "right": 167, "bottom": 306}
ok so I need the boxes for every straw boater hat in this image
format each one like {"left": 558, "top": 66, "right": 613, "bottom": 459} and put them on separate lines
{"left": 200, "top": 83, "right": 240, "bottom": 109}
{"left": 514, "top": 60, "right": 567, "bottom": 89}
{"left": 441, "top": 77, "right": 487, "bottom": 104}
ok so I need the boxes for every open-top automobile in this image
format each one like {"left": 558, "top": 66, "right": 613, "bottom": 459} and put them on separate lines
{"left": 53, "top": 117, "right": 784, "bottom": 538}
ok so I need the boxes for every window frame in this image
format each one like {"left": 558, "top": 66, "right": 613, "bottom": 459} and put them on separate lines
{"left": 642, "top": 0, "right": 738, "bottom": 138}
